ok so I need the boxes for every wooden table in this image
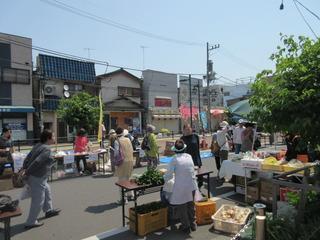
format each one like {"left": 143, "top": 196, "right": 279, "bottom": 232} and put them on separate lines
{"left": 115, "top": 169, "right": 213, "bottom": 233}
{"left": 0, "top": 207, "right": 22, "bottom": 240}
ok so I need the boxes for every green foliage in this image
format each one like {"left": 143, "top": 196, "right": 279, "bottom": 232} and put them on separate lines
{"left": 57, "top": 92, "right": 100, "bottom": 131}
{"left": 136, "top": 168, "right": 164, "bottom": 186}
{"left": 250, "top": 34, "right": 320, "bottom": 147}
{"left": 134, "top": 201, "right": 167, "bottom": 214}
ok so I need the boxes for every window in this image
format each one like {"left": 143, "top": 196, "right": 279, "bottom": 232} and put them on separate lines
{"left": 2, "top": 68, "right": 30, "bottom": 84}
{"left": 118, "top": 86, "right": 141, "bottom": 97}
{"left": 223, "top": 92, "right": 230, "bottom": 96}
{"left": 155, "top": 98, "right": 172, "bottom": 107}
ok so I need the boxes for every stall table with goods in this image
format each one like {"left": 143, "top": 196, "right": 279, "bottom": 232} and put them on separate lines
{"left": 52, "top": 149, "right": 109, "bottom": 179}
{"left": 219, "top": 151, "right": 316, "bottom": 204}
{"left": 115, "top": 168, "right": 213, "bottom": 236}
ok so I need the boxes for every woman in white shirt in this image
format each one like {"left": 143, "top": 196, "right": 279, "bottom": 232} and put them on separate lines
{"left": 164, "top": 139, "right": 198, "bottom": 234}
{"left": 216, "top": 121, "right": 230, "bottom": 161}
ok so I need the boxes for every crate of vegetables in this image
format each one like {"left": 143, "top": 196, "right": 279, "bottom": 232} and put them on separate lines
{"left": 211, "top": 204, "right": 252, "bottom": 234}
{"left": 129, "top": 201, "right": 168, "bottom": 236}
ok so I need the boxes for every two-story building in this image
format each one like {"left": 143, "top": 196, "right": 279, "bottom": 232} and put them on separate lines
{"left": 97, "top": 69, "right": 144, "bottom": 133}
{"left": 34, "top": 54, "right": 98, "bottom": 142}
{"left": 0, "top": 33, "right": 34, "bottom": 141}
{"left": 142, "top": 70, "right": 180, "bottom": 133}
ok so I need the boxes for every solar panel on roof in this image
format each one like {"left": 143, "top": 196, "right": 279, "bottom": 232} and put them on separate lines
{"left": 38, "top": 54, "right": 96, "bottom": 83}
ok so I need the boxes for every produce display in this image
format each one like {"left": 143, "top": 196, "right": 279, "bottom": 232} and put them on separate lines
{"left": 133, "top": 201, "right": 167, "bottom": 214}
{"left": 216, "top": 205, "right": 251, "bottom": 224}
{"left": 287, "top": 159, "right": 304, "bottom": 168}
{"left": 136, "top": 168, "right": 164, "bottom": 186}
{"left": 212, "top": 204, "right": 252, "bottom": 234}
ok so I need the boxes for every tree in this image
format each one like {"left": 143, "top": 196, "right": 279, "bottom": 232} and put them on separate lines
{"left": 250, "top": 34, "right": 320, "bottom": 147}
{"left": 57, "top": 92, "right": 100, "bottom": 131}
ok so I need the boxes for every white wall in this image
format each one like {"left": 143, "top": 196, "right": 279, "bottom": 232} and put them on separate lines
{"left": 100, "top": 72, "right": 141, "bottom": 104}
{"left": 0, "top": 33, "right": 33, "bottom": 106}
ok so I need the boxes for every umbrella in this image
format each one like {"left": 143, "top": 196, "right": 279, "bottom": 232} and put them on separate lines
{"left": 228, "top": 99, "right": 251, "bottom": 117}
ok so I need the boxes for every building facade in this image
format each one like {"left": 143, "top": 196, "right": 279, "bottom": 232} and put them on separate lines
{"left": 97, "top": 69, "right": 144, "bottom": 134}
{"left": 223, "top": 83, "right": 251, "bottom": 106}
{"left": 0, "top": 33, "right": 34, "bottom": 141}
{"left": 34, "top": 54, "right": 98, "bottom": 142}
{"left": 142, "top": 70, "right": 180, "bottom": 133}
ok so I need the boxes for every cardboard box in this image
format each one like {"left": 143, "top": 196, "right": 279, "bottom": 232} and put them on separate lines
{"left": 129, "top": 207, "right": 167, "bottom": 236}
{"left": 0, "top": 178, "right": 14, "bottom": 191}
{"left": 260, "top": 191, "right": 273, "bottom": 204}
{"left": 195, "top": 200, "right": 216, "bottom": 225}
{"left": 235, "top": 176, "right": 245, "bottom": 187}
{"left": 260, "top": 180, "right": 273, "bottom": 194}
{"left": 247, "top": 186, "right": 259, "bottom": 203}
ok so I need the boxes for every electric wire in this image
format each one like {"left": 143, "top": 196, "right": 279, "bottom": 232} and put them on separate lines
{"left": 294, "top": 0, "right": 320, "bottom": 22}
{"left": 293, "top": 0, "right": 318, "bottom": 39}
{"left": 40, "top": 0, "right": 204, "bottom": 47}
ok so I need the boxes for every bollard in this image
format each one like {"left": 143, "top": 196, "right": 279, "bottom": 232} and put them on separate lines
{"left": 256, "top": 215, "right": 266, "bottom": 240}
{"left": 254, "top": 203, "right": 266, "bottom": 240}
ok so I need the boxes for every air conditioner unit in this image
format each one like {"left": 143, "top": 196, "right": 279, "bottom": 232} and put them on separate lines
{"left": 44, "top": 85, "right": 56, "bottom": 95}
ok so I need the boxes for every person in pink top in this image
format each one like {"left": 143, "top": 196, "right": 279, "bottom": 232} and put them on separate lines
{"left": 74, "top": 128, "right": 89, "bottom": 174}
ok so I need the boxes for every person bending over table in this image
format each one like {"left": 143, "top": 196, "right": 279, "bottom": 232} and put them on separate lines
{"left": 164, "top": 139, "right": 198, "bottom": 234}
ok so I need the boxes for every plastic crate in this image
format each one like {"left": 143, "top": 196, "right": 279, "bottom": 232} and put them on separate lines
{"left": 195, "top": 200, "right": 216, "bottom": 225}
{"left": 129, "top": 207, "right": 168, "bottom": 236}
{"left": 211, "top": 204, "right": 252, "bottom": 234}
{"left": 261, "top": 163, "right": 283, "bottom": 172}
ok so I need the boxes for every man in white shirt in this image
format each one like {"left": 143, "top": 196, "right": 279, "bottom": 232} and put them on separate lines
{"left": 233, "top": 119, "right": 245, "bottom": 154}
{"left": 217, "top": 121, "right": 230, "bottom": 161}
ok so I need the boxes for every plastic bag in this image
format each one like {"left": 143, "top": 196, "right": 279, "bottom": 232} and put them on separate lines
{"left": 19, "top": 184, "right": 31, "bottom": 200}
{"left": 194, "top": 189, "right": 203, "bottom": 202}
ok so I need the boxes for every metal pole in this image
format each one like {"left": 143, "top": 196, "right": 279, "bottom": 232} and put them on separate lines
{"left": 206, "top": 42, "right": 211, "bottom": 133}
{"left": 189, "top": 74, "right": 193, "bottom": 128}
{"left": 198, "top": 78, "right": 202, "bottom": 133}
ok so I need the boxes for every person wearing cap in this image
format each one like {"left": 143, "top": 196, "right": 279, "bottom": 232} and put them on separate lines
{"left": 114, "top": 127, "right": 134, "bottom": 204}
{"left": 144, "top": 124, "right": 159, "bottom": 169}
{"left": 108, "top": 129, "right": 117, "bottom": 172}
{"left": 216, "top": 121, "right": 230, "bottom": 162}
{"left": 233, "top": 119, "right": 245, "bottom": 154}
{"left": 164, "top": 139, "right": 197, "bottom": 234}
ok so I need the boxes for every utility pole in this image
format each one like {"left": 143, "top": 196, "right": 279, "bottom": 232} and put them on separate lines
{"left": 141, "top": 46, "right": 147, "bottom": 70}
{"left": 197, "top": 78, "right": 202, "bottom": 133}
{"left": 206, "top": 42, "right": 219, "bottom": 133}
{"left": 189, "top": 74, "right": 193, "bottom": 128}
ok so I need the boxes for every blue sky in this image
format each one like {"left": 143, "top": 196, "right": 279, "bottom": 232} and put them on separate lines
{"left": 1, "top": 0, "right": 320, "bottom": 85}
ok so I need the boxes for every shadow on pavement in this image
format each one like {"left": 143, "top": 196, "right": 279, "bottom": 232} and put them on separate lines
{"left": 10, "top": 223, "right": 29, "bottom": 238}
{"left": 85, "top": 202, "right": 119, "bottom": 214}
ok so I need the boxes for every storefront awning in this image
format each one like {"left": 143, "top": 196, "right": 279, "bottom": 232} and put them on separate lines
{"left": 0, "top": 106, "right": 35, "bottom": 113}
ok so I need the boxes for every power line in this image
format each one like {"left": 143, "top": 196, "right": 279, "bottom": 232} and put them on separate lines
{"left": 218, "top": 47, "right": 260, "bottom": 72}
{"left": 294, "top": 0, "right": 320, "bottom": 22}
{"left": 293, "top": 0, "right": 318, "bottom": 39}
{"left": 40, "top": 0, "right": 204, "bottom": 46}
{"left": 0, "top": 36, "right": 206, "bottom": 77}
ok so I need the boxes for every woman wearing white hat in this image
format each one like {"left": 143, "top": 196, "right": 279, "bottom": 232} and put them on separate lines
{"left": 216, "top": 121, "right": 230, "bottom": 162}
{"left": 163, "top": 139, "right": 198, "bottom": 234}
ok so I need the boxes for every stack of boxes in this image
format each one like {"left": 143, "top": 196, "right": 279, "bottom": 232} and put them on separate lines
{"left": 259, "top": 180, "right": 273, "bottom": 204}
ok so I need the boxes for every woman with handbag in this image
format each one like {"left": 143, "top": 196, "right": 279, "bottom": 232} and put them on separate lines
{"left": 23, "top": 130, "right": 60, "bottom": 229}
{"left": 114, "top": 127, "right": 134, "bottom": 204}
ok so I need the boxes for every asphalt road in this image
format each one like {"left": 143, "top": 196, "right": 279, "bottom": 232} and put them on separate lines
{"left": 1, "top": 155, "right": 239, "bottom": 240}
